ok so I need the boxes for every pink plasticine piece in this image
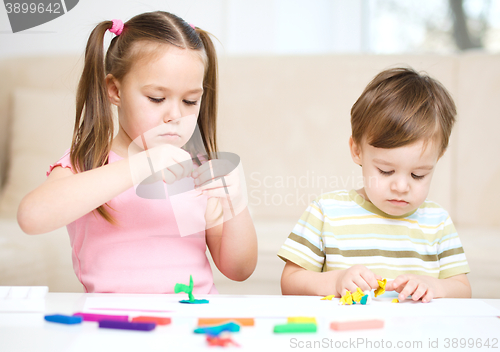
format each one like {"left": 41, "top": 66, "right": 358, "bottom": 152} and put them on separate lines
{"left": 73, "top": 312, "right": 129, "bottom": 322}
{"left": 330, "top": 319, "right": 384, "bottom": 331}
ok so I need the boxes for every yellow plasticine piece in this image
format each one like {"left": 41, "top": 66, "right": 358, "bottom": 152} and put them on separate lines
{"left": 351, "top": 287, "right": 364, "bottom": 303}
{"left": 288, "top": 317, "right": 317, "bottom": 324}
{"left": 391, "top": 298, "right": 399, "bottom": 303}
{"left": 320, "top": 295, "right": 336, "bottom": 301}
{"left": 339, "top": 291, "right": 353, "bottom": 305}
{"left": 374, "top": 279, "right": 387, "bottom": 297}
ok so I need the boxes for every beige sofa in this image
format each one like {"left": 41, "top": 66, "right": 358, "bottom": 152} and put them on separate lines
{"left": 1, "top": 53, "right": 499, "bottom": 297}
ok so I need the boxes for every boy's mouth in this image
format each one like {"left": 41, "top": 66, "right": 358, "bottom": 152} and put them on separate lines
{"left": 388, "top": 199, "right": 409, "bottom": 206}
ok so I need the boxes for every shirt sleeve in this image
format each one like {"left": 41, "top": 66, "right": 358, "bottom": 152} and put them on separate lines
{"left": 277, "top": 199, "right": 326, "bottom": 272}
{"left": 437, "top": 214, "right": 470, "bottom": 279}
{"left": 46, "top": 149, "right": 74, "bottom": 176}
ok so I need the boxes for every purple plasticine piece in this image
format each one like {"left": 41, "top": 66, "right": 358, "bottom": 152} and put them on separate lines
{"left": 99, "top": 320, "right": 156, "bottom": 331}
{"left": 73, "top": 312, "right": 129, "bottom": 322}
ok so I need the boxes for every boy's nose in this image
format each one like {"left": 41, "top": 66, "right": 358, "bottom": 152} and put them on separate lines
{"left": 391, "top": 176, "right": 410, "bottom": 194}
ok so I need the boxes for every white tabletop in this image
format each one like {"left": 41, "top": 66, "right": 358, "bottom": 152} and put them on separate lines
{"left": 1, "top": 293, "right": 500, "bottom": 352}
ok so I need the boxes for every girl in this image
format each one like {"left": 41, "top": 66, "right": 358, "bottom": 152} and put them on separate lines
{"left": 17, "top": 11, "right": 257, "bottom": 294}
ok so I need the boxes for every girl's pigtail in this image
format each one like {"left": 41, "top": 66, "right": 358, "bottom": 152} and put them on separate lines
{"left": 196, "top": 28, "right": 218, "bottom": 159}
{"left": 71, "top": 21, "right": 116, "bottom": 223}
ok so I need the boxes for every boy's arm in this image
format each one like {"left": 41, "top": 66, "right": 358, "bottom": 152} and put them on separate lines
{"left": 281, "top": 261, "right": 380, "bottom": 297}
{"left": 385, "top": 273, "right": 471, "bottom": 302}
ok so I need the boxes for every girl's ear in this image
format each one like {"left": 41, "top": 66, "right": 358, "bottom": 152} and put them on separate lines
{"left": 349, "top": 136, "right": 362, "bottom": 166}
{"left": 106, "top": 74, "right": 121, "bottom": 106}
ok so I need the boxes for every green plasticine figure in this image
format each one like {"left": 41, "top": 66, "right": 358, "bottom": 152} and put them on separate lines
{"left": 174, "top": 275, "right": 209, "bottom": 304}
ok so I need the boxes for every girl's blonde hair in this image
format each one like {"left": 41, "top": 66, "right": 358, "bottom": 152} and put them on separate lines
{"left": 351, "top": 67, "right": 456, "bottom": 156}
{"left": 72, "top": 11, "right": 218, "bottom": 223}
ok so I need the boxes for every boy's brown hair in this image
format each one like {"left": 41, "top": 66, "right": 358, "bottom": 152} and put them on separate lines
{"left": 351, "top": 67, "right": 456, "bottom": 156}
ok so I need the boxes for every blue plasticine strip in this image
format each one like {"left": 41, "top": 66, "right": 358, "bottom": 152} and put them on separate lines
{"left": 44, "top": 314, "right": 83, "bottom": 325}
{"left": 179, "top": 299, "right": 209, "bottom": 304}
{"left": 99, "top": 320, "right": 156, "bottom": 331}
{"left": 194, "top": 322, "right": 241, "bottom": 336}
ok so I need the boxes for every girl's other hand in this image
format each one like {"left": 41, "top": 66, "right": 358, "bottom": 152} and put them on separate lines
{"left": 192, "top": 158, "right": 247, "bottom": 215}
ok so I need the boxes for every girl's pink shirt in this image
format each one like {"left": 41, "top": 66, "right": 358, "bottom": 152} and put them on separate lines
{"left": 47, "top": 150, "right": 217, "bottom": 294}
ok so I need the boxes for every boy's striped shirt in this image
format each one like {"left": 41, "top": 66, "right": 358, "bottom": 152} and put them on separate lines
{"left": 277, "top": 190, "right": 470, "bottom": 279}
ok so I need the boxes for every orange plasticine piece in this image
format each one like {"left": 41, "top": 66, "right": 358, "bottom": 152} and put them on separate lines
{"left": 198, "top": 318, "right": 255, "bottom": 327}
{"left": 331, "top": 319, "right": 384, "bottom": 331}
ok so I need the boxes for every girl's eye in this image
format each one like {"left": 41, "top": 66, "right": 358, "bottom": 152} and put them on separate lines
{"left": 411, "top": 173, "right": 425, "bottom": 180}
{"left": 377, "top": 168, "right": 394, "bottom": 176}
{"left": 183, "top": 99, "right": 198, "bottom": 106}
{"left": 148, "top": 97, "right": 165, "bottom": 103}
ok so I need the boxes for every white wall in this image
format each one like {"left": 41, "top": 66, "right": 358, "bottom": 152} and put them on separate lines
{"left": 0, "top": 0, "right": 365, "bottom": 59}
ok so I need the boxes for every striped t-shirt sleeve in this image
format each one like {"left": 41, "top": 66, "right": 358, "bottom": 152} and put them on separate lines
{"left": 436, "top": 216, "right": 470, "bottom": 279}
{"left": 277, "top": 200, "right": 326, "bottom": 272}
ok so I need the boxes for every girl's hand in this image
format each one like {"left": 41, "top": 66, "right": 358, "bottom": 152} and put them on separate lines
{"left": 191, "top": 157, "right": 247, "bottom": 215}
{"left": 335, "top": 265, "right": 382, "bottom": 296}
{"left": 385, "top": 274, "right": 435, "bottom": 303}
{"left": 129, "top": 143, "right": 193, "bottom": 185}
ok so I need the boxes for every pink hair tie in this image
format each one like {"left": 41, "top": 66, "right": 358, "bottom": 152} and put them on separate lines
{"left": 109, "top": 19, "right": 124, "bottom": 35}
{"left": 189, "top": 23, "right": 195, "bottom": 29}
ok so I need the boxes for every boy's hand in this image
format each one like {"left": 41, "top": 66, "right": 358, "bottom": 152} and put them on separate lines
{"left": 335, "top": 265, "right": 382, "bottom": 296}
{"left": 385, "top": 274, "right": 436, "bottom": 303}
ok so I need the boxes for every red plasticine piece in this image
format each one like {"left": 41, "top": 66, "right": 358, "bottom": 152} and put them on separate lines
{"left": 330, "top": 319, "right": 384, "bottom": 331}
{"left": 206, "top": 335, "right": 240, "bottom": 347}
{"left": 131, "top": 316, "right": 171, "bottom": 325}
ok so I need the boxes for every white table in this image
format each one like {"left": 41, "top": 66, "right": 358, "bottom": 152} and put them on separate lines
{"left": 1, "top": 293, "right": 499, "bottom": 352}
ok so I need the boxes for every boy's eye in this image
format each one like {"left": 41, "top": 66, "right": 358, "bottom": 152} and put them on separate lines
{"left": 183, "top": 99, "right": 198, "bottom": 106}
{"left": 411, "top": 173, "right": 425, "bottom": 180}
{"left": 377, "top": 168, "right": 394, "bottom": 176}
{"left": 148, "top": 97, "right": 165, "bottom": 103}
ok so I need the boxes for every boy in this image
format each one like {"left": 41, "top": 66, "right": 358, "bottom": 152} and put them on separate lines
{"left": 278, "top": 68, "right": 471, "bottom": 303}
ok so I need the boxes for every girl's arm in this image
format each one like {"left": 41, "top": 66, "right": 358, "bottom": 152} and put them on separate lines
{"left": 18, "top": 157, "right": 141, "bottom": 235}
{"left": 205, "top": 198, "right": 257, "bottom": 282}
{"left": 18, "top": 145, "right": 192, "bottom": 234}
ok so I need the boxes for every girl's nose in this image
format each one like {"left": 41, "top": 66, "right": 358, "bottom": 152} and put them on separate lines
{"left": 163, "top": 101, "right": 182, "bottom": 123}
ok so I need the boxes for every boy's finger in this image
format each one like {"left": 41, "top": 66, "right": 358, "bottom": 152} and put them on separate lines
{"left": 398, "top": 281, "right": 417, "bottom": 301}
{"left": 352, "top": 277, "right": 371, "bottom": 292}
{"left": 421, "top": 290, "right": 433, "bottom": 303}
{"left": 387, "top": 276, "right": 408, "bottom": 291}
{"left": 411, "top": 284, "right": 427, "bottom": 301}
{"left": 360, "top": 271, "right": 379, "bottom": 290}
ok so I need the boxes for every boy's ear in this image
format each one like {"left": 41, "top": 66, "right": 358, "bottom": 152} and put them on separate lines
{"left": 106, "top": 74, "right": 121, "bottom": 106}
{"left": 349, "top": 136, "right": 362, "bottom": 166}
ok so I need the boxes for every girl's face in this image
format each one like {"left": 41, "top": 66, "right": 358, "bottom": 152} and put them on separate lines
{"left": 109, "top": 44, "right": 205, "bottom": 152}
{"left": 350, "top": 137, "right": 441, "bottom": 216}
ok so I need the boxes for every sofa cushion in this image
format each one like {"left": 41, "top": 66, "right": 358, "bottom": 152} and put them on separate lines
{"left": 0, "top": 88, "right": 74, "bottom": 217}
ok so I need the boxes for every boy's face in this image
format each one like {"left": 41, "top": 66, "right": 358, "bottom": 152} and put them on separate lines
{"left": 350, "top": 138, "right": 441, "bottom": 216}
